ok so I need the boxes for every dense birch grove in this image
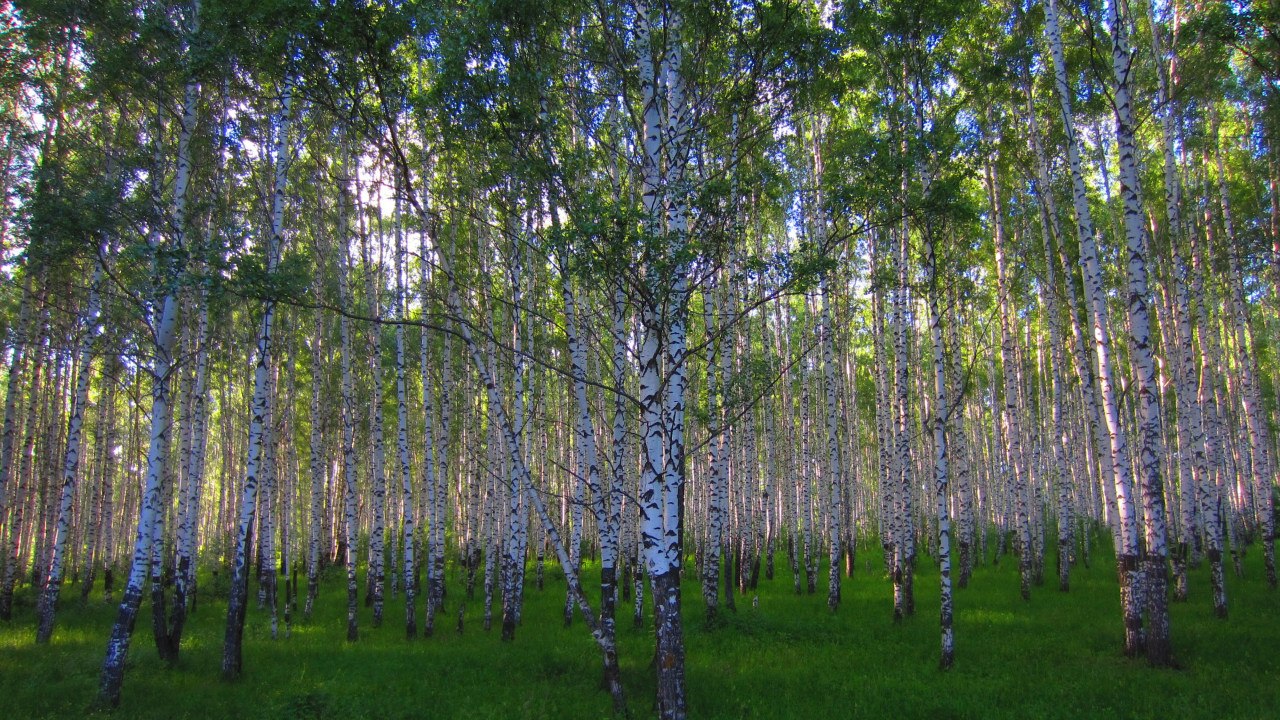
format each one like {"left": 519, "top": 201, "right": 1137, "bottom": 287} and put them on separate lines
{"left": 1, "top": 0, "right": 1278, "bottom": 717}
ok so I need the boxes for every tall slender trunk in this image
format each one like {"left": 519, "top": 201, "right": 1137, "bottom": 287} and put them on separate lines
{"left": 500, "top": 218, "right": 528, "bottom": 641}
{"left": 1024, "top": 71, "right": 1072, "bottom": 592}
{"left": 0, "top": 273, "right": 35, "bottom": 622}
{"left": 925, "top": 226, "right": 954, "bottom": 668}
{"left": 393, "top": 190, "right": 417, "bottom": 637}
{"left": 987, "top": 159, "right": 1033, "bottom": 602}
{"left": 336, "top": 142, "right": 360, "bottom": 643}
{"left": 806, "top": 117, "right": 843, "bottom": 612}
{"left": 222, "top": 71, "right": 292, "bottom": 679}
{"left": 1044, "top": 0, "right": 1144, "bottom": 657}
{"left": 1110, "top": 0, "right": 1175, "bottom": 666}
{"left": 702, "top": 272, "right": 727, "bottom": 621}
{"left": 635, "top": 2, "right": 690, "bottom": 715}
{"left": 360, "top": 212, "right": 387, "bottom": 627}
{"left": 35, "top": 260, "right": 102, "bottom": 643}
{"left": 606, "top": 283, "right": 628, "bottom": 654}
{"left": 98, "top": 40, "right": 200, "bottom": 700}
{"left": 1214, "top": 116, "right": 1277, "bottom": 589}
{"left": 820, "top": 276, "right": 843, "bottom": 611}
{"left": 418, "top": 188, "right": 443, "bottom": 636}
{"left": 169, "top": 280, "right": 210, "bottom": 653}
{"left": 892, "top": 220, "right": 915, "bottom": 619}
{"left": 305, "top": 303, "right": 324, "bottom": 620}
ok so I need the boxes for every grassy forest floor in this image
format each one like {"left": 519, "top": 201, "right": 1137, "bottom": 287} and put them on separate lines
{"left": 2, "top": 536, "right": 1279, "bottom": 719}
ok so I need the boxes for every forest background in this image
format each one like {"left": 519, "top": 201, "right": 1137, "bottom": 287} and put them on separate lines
{"left": 0, "top": 1, "right": 1278, "bottom": 718}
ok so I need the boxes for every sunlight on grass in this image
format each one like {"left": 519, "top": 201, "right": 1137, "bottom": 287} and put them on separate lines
{"left": 1, "top": 540, "right": 1278, "bottom": 719}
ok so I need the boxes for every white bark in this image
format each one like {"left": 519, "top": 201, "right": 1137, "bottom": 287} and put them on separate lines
{"left": 336, "top": 141, "right": 360, "bottom": 643}
{"left": 393, "top": 190, "right": 417, "bottom": 636}
{"left": 306, "top": 304, "right": 324, "bottom": 619}
{"left": 1110, "top": 0, "right": 1173, "bottom": 664}
{"left": 925, "top": 228, "right": 953, "bottom": 669}
{"left": 1215, "top": 119, "right": 1277, "bottom": 588}
{"left": 987, "top": 160, "right": 1033, "bottom": 601}
{"left": 359, "top": 217, "right": 388, "bottom": 628}
{"left": 99, "top": 35, "right": 200, "bottom": 698}
{"left": 222, "top": 71, "right": 292, "bottom": 677}
{"left": 820, "top": 277, "right": 843, "bottom": 611}
{"left": 1043, "top": 0, "right": 1144, "bottom": 656}
{"left": 36, "top": 258, "right": 103, "bottom": 643}
{"left": 1024, "top": 75, "right": 1073, "bottom": 592}
{"left": 418, "top": 189, "right": 445, "bottom": 635}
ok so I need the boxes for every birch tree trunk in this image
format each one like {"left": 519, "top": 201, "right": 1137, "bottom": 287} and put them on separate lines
{"left": 305, "top": 302, "right": 324, "bottom": 620}
{"left": 1043, "top": 0, "right": 1145, "bottom": 657}
{"left": 418, "top": 192, "right": 444, "bottom": 636}
{"left": 635, "top": 1, "right": 691, "bottom": 714}
{"left": 1023, "top": 73, "right": 1073, "bottom": 592}
{"left": 222, "top": 71, "right": 293, "bottom": 679}
{"left": 820, "top": 275, "right": 843, "bottom": 611}
{"left": 360, "top": 215, "right": 388, "bottom": 628}
{"left": 925, "top": 226, "right": 954, "bottom": 668}
{"left": 337, "top": 143, "right": 360, "bottom": 643}
{"left": 1214, "top": 117, "right": 1277, "bottom": 589}
{"left": 35, "top": 258, "right": 102, "bottom": 643}
{"left": 393, "top": 191, "right": 417, "bottom": 637}
{"left": 0, "top": 272, "right": 35, "bottom": 621}
{"left": 1109, "top": 0, "right": 1174, "bottom": 665}
{"left": 702, "top": 271, "right": 727, "bottom": 621}
{"left": 986, "top": 159, "right": 1033, "bottom": 602}
{"left": 892, "top": 221, "right": 916, "bottom": 619}
{"left": 98, "top": 35, "right": 201, "bottom": 698}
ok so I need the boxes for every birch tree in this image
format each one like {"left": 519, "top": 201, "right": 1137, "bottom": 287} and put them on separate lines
{"left": 222, "top": 66, "right": 294, "bottom": 679}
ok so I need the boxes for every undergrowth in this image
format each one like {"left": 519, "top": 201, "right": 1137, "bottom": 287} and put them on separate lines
{"left": 1, "top": 536, "right": 1277, "bottom": 719}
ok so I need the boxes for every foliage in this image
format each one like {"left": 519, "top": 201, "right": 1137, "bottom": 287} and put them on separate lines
{"left": 3, "top": 543, "right": 1279, "bottom": 719}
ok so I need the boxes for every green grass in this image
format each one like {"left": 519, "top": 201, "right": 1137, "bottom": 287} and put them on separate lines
{"left": 2, "top": 539, "right": 1278, "bottom": 719}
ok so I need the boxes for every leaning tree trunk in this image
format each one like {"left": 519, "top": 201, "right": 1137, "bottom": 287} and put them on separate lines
{"left": 442, "top": 269, "right": 626, "bottom": 711}
{"left": 547, "top": 145, "right": 623, "bottom": 673}
{"left": 222, "top": 72, "right": 293, "bottom": 680}
{"left": 98, "top": 288, "right": 180, "bottom": 705}
{"left": 98, "top": 52, "right": 200, "bottom": 704}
